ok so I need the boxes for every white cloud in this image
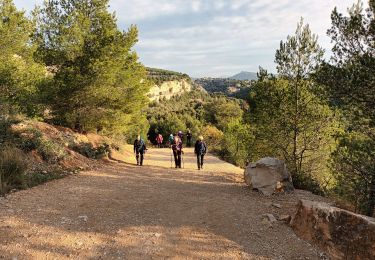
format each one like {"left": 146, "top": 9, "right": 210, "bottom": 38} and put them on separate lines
{"left": 14, "top": 0, "right": 358, "bottom": 77}
{"left": 213, "top": 0, "right": 226, "bottom": 10}
{"left": 133, "top": 0, "right": 356, "bottom": 77}
{"left": 191, "top": 0, "right": 202, "bottom": 12}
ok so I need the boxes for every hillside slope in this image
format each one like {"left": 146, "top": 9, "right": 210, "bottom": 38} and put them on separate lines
{"left": 0, "top": 119, "right": 127, "bottom": 194}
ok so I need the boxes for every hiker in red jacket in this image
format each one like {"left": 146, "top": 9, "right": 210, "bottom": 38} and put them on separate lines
{"left": 155, "top": 133, "right": 163, "bottom": 148}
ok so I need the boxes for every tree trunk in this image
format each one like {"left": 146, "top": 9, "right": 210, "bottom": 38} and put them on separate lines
{"left": 292, "top": 80, "right": 299, "bottom": 177}
{"left": 366, "top": 174, "right": 375, "bottom": 217}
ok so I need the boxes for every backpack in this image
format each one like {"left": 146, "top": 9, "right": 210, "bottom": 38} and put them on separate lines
{"left": 195, "top": 141, "right": 207, "bottom": 155}
{"left": 172, "top": 137, "right": 182, "bottom": 151}
{"left": 135, "top": 139, "right": 145, "bottom": 152}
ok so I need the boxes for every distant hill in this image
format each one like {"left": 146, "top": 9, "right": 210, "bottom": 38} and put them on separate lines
{"left": 194, "top": 77, "right": 252, "bottom": 100}
{"left": 230, "top": 71, "right": 257, "bottom": 81}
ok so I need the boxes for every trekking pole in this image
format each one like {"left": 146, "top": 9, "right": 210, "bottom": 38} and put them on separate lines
{"left": 182, "top": 151, "right": 185, "bottom": 169}
{"left": 170, "top": 149, "right": 173, "bottom": 168}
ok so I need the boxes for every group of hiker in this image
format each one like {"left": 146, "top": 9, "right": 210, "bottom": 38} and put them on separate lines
{"left": 156, "top": 130, "right": 193, "bottom": 148}
{"left": 133, "top": 130, "right": 207, "bottom": 170}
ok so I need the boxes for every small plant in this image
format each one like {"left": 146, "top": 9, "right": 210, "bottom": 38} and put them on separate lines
{"left": 0, "top": 117, "right": 22, "bottom": 145}
{"left": 17, "top": 128, "right": 43, "bottom": 152}
{"left": 38, "top": 139, "right": 67, "bottom": 163}
{"left": 15, "top": 128, "right": 67, "bottom": 163}
{"left": 95, "top": 143, "right": 110, "bottom": 159}
{"left": 25, "top": 170, "right": 65, "bottom": 188}
{"left": 73, "top": 142, "right": 110, "bottom": 159}
{"left": 0, "top": 147, "right": 27, "bottom": 195}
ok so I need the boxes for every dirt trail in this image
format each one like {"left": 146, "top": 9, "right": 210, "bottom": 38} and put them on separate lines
{"left": 0, "top": 148, "right": 325, "bottom": 259}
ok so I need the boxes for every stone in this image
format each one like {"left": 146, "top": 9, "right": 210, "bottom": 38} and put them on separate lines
{"left": 244, "top": 157, "right": 294, "bottom": 195}
{"left": 272, "top": 203, "right": 282, "bottom": 209}
{"left": 78, "top": 215, "right": 88, "bottom": 222}
{"left": 279, "top": 214, "right": 292, "bottom": 223}
{"left": 291, "top": 199, "right": 375, "bottom": 260}
{"left": 262, "top": 213, "right": 277, "bottom": 223}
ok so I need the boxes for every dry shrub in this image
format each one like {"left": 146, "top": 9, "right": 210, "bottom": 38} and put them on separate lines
{"left": 201, "top": 125, "right": 223, "bottom": 152}
{"left": 0, "top": 146, "right": 27, "bottom": 195}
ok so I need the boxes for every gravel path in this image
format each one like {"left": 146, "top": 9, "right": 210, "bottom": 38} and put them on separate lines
{"left": 0, "top": 148, "right": 325, "bottom": 259}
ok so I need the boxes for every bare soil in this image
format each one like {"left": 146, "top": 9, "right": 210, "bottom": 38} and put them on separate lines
{"left": 0, "top": 148, "right": 328, "bottom": 259}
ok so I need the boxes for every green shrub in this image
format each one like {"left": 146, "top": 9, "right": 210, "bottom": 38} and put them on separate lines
{"left": 25, "top": 170, "right": 64, "bottom": 188}
{"left": 17, "top": 128, "right": 43, "bottom": 152}
{"left": 38, "top": 139, "right": 67, "bottom": 163}
{"left": 0, "top": 147, "right": 27, "bottom": 195}
{"left": 201, "top": 125, "right": 223, "bottom": 152}
{"left": 73, "top": 142, "right": 110, "bottom": 159}
{"left": 0, "top": 117, "right": 22, "bottom": 145}
{"left": 293, "top": 172, "right": 324, "bottom": 196}
{"left": 0, "top": 118, "right": 12, "bottom": 144}
{"left": 15, "top": 128, "right": 66, "bottom": 163}
{"left": 221, "top": 121, "right": 254, "bottom": 168}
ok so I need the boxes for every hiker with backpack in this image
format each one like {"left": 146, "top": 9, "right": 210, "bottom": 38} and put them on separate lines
{"left": 194, "top": 135, "right": 207, "bottom": 170}
{"left": 171, "top": 134, "right": 183, "bottom": 168}
{"left": 168, "top": 133, "right": 174, "bottom": 146}
{"left": 186, "top": 130, "right": 192, "bottom": 147}
{"left": 155, "top": 133, "right": 163, "bottom": 148}
{"left": 133, "top": 135, "right": 147, "bottom": 166}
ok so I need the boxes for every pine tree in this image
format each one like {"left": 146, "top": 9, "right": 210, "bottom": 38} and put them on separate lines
{"left": 34, "top": 0, "right": 150, "bottom": 135}
{"left": 0, "top": 0, "right": 46, "bottom": 117}
{"left": 316, "top": 1, "right": 375, "bottom": 216}
{"left": 249, "top": 20, "right": 339, "bottom": 193}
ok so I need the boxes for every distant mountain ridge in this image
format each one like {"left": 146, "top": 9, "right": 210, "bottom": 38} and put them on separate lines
{"left": 230, "top": 71, "right": 257, "bottom": 81}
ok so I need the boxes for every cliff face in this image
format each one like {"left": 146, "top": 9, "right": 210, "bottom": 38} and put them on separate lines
{"left": 148, "top": 79, "right": 193, "bottom": 102}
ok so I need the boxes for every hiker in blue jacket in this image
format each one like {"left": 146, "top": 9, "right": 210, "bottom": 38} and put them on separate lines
{"left": 194, "top": 135, "right": 207, "bottom": 170}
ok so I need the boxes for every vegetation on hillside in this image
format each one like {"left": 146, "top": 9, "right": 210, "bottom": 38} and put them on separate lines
{"left": 147, "top": 67, "right": 191, "bottom": 85}
{"left": 315, "top": 1, "right": 375, "bottom": 216}
{"left": 146, "top": 88, "right": 244, "bottom": 142}
{"left": 194, "top": 78, "right": 253, "bottom": 99}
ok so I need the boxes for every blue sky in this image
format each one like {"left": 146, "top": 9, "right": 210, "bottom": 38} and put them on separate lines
{"left": 14, "top": 0, "right": 356, "bottom": 77}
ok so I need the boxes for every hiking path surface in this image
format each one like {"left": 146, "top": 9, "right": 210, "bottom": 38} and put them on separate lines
{"left": 0, "top": 148, "right": 326, "bottom": 259}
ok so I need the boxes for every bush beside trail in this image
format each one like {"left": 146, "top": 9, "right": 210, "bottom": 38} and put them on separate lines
{"left": 0, "top": 118, "right": 125, "bottom": 196}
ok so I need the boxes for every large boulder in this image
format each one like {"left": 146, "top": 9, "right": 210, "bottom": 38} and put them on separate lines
{"left": 244, "top": 157, "right": 294, "bottom": 195}
{"left": 291, "top": 199, "right": 375, "bottom": 260}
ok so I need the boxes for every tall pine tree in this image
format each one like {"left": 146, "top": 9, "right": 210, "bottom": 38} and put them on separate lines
{"left": 316, "top": 1, "right": 375, "bottom": 216}
{"left": 34, "top": 0, "right": 150, "bottom": 135}
{"left": 0, "top": 0, "right": 46, "bottom": 117}
{"left": 249, "top": 20, "right": 339, "bottom": 193}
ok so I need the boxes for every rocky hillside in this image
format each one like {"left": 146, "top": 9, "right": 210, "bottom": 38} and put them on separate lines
{"left": 147, "top": 68, "right": 193, "bottom": 102}
{"left": 148, "top": 79, "right": 193, "bottom": 102}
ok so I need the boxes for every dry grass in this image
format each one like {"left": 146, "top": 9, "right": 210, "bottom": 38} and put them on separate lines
{"left": 0, "top": 146, "right": 27, "bottom": 195}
